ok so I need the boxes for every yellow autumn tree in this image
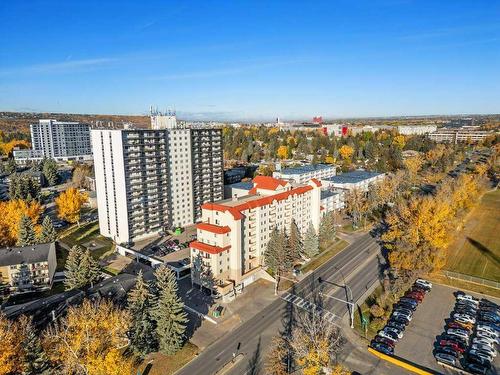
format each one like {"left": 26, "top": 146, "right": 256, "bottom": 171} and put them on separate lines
{"left": 392, "top": 134, "right": 406, "bottom": 149}
{"left": 277, "top": 145, "right": 289, "bottom": 159}
{"left": 331, "top": 364, "right": 351, "bottom": 375}
{"left": 0, "top": 139, "right": 30, "bottom": 156}
{"left": 55, "top": 187, "right": 88, "bottom": 226}
{"left": 403, "top": 155, "right": 424, "bottom": 183}
{"left": 338, "top": 145, "right": 354, "bottom": 160}
{"left": 43, "top": 299, "right": 133, "bottom": 375}
{"left": 474, "top": 163, "right": 488, "bottom": 176}
{"left": 0, "top": 199, "right": 42, "bottom": 246}
{"left": 0, "top": 313, "right": 23, "bottom": 375}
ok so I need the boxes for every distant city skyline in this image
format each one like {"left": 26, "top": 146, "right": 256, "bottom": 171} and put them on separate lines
{"left": 1, "top": 1, "right": 499, "bottom": 120}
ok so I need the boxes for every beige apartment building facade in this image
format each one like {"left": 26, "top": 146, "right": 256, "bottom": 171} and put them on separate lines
{"left": 190, "top": 176, "right": 321, "bottom": 299}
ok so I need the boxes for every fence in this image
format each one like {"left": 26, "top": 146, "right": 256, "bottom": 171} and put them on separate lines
{"left": 442, "top": 270, "right": 500, "bottom": 290}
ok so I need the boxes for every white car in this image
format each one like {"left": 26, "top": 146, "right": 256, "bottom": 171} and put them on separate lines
{"left": 447, "top": 329, "right": 469, "bottom": 341}
{"left": 471, "top": 344, "right": 497, "bottom": 357}
{"left": 457, "top": 294, "right": 479, "bottom": 306}
{"left": 477, "top": 325, "right": 498, "bottom": 337}
{"left": 472, "top": 337, "right": 495, "bottom": 349}
{"left": 415, "top": 279, "right": 432, "bottom": 289}
{"left": 476, "top": 331, "right": 499, "bottom": 344}
{"left": 453, "top": 313, "right": 475, "bottom": 324}
{"left": 393, "top": 312, "right": 412, "bottom": 321}
{"left": 383, "top": 327, "right": 403, "bottom": 339}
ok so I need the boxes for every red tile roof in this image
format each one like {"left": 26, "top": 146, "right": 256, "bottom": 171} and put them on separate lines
{"left": 252, "top": 176, "right": 288, "bottom": 191}
{"left": 201, "top": 184, "right": 315, "bottom": 220}
{"left": 196, "top": 223, "right": 231, "bottom": 234}
{"left": 310, "top": 178, "right": 322, "bottom": 187}
{"left": 190, "top": 240, "right": 231, "bottom": 255}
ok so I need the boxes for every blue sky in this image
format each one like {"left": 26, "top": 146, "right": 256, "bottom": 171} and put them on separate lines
{"left": 0, "top": 0, "right": 499, "bottom": 121}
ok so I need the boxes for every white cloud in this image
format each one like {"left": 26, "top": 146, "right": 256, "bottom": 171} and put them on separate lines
{"left": 0, "top": 57, "right": 117, "bottom": 76}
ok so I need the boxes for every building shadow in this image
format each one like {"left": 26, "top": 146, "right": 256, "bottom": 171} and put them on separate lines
{"left": 467, "top": 237, "right": 499, "bottom": 266}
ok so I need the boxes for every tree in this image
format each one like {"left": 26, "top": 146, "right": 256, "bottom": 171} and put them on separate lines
{"left": 392, "top": 134, "right": 406, "bottom": 149}
{"left": 72, "top": 163, "right": 93, "bottom": 189}
{"left": 18, "top": 315, "right": 49, "bottom": 375}
{"left": 38, "top": 216, "right": 58, "bottom": 243}
{"left": 277, "top": 145, "right": 289, "bottom": 159}
{"left": 8, "top": 174, "right": 41, "bottom": 201}
{"left": 152, "top": 265, "right": 188, "bottom": 355}
{"left": 264, "top": 228, "right": 292, "bottom": 294}
{"left": 64, "top": 246, "right": 100, "bottom": 290}
{"left": 288, "top": 219, "right": 302, "bottom": 261}
{"left": 303, "top": 223, "right": 319, "bottom": 258}
{"left": 127, "top": 271, "right": 157, "bottom": 356}
{"left": 403, "top": 155, "right": 424, "bottom": 184}
{"left": 43, "top": 299, "right": 133, "bottom": 375}
{"left": 0, "top": 199, "right": 42, "bottom": 247}
{"left": 290, "top": 304, "right": 345, "bottom": 375}
{"left": 17, "top": 214, "right": 37, "bottom": 247}
{"left": 55, "top": 187, "right": 88, "bottom": 226}
{"left": 265, "top": 336, "right": 289, "bottom": 375}
{"left": 0, "top": 313, "right": 23, "bottom": 374}
{"left": 319, "top": 212, "right": 335, "bottom": 245}
{"left": 345, "top": 188, "right": 369, "bottom": 228}
{"left": 338, "top": 145, "right": 354, "bottom": 161}
{"left": 42, "top": 158, "right": 59, "bottom": 186}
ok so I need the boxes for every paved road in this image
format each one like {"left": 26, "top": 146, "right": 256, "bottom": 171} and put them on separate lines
{"left": 177, "top": 233, "right": 384, "bottom": 375}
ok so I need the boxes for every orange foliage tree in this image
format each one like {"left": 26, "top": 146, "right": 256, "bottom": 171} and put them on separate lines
{"left": 0, "top": 139, "right": 30, "bottom": 156}
{"left": 0, "top": 313, "right": 23, "bottom": 374}
{"left": 0, "top": 199, "right": 42, "bottom": 247}
{"left": 277, "top": 145, "right": 290, "bottom": 159}
{"left": 338, "top": 145, "right": 354, "bottom": 160}
{"left": 55, "top": 188, "right": 88, "bottom": 226}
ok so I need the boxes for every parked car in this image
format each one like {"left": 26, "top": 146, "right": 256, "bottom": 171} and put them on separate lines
{"left": 372, "top": 336, "right": 395, "bottom": 348}
{"left": 467, "top": 353, "right": 492, "bottom": 368}
{"left": 434, "top": 352, "right": 456, "bottom": 366}
{"left": 453, "top": 318, "right": 474, "bottom": 330}
{"left": 397, "top": 301, "right": 417, "bottom": 311}
{"left": 415, "top": 279, "right": 432, "bottom": 290}
{"left": 477, "top": 325, "right": 499, "bottom": 337}
{"left": 439, "top": 340, "right": 464, "bottom": 353}
{"left": 371, "top": 342, "right": 393, "bottom": 355}
{"left": 378, "top": 330, "right": 399, "bottom": 342}
{"left": 387, "top": 321, "right": 406, "bottom": 332}
{"left": 393, "top": 311, "right": 412, "bottom": 321}
{"left": 468, "top": 349, "right": 494, "bottom": 362}
{"left": 472, "top": 337, "right": 495, "bottom": 349}
{"left": 404, "top": 292, "right": 423, "bottom": 302}
{"left": 390, "top": 316, "right": 410, "bottom": 326}
{"left": 453, "top": 314, "right": 475, "bottom": 324}
{"left": 480, "top": 299, "right": 499, "bottom": 309}
{"left": 394, "top": 307, "right": 413, "bottom": 317}
{"left": 447, "top": 322, "right": 471, "bottom": 332}
{"left": 465, "top": 363, "right": 489, "bottom": 375}
{"left": 440, "top": 336, "right": 467, "bottom": 350}
{"left": 470, "top": 344, "right": 496, "bottom": 357}
{"left": 436, "top": 346, "right": 459, "bottom": 358}
{"left": 447, "top": 329, "right": 469, "bottom": 341}
{"left": 457, "top": 294, "right": 479, "bottom": 306}
{"left": 383, "top": 327, "right": 403, "bottom": 339}
{"left": 399, "top": 298, "right": 418, "bottom": 308}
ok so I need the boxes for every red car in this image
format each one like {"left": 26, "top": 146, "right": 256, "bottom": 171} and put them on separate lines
{"left": 439, "top": 340, "right": 465, "bottom": 353}
{"left": 373, "top": 336, "right": 395, "bottom": 347}
{"left": 405, "top": 292, "right": 423, "bottom": 302}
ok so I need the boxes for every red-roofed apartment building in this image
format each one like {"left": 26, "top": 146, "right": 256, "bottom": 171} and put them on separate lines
{"left": 190, "top": 176, "right": 321, "bottom": 300}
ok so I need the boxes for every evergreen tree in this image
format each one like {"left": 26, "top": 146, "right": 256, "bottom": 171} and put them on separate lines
{"left": 17, "top": 214, "right": 37, "bottom": 247}
{"left": 264, "top": 228, "right": 293, "bottom": 294}
{"left": 319, "top": 212, "right": 335, "bottom": 244}
{"left": 288, "top": 219, "right": 302, "bottom": 260}
{"left": 303, "top": 223, "right": 319, "bottom": 258}
{"left": 42, "top": 158, "right": 59, "bottom": 186}
{"left": 38, "top": 216, "right": 57, "bottom": 243}
{"left": 19, "top": 316, "right": 49, "bottom": 375}
{"left": 80, "top": 248, "right": 101, "bottom": 288}
{"left": 127, "top": 271, "right": 157, "bottom": 356}
{"left": 64, "top": 246, "right": 100, "bottom": 290}
{"left": 152, "top": 265, "right": 187, "bottom": 355}
{"left": 64, "top": 245, "right": 84, "bottom": 290}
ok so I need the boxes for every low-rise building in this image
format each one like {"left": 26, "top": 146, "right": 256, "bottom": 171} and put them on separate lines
{"left": 190, "top": 176, "right": 322, "bottom": 300}
{"left": 321, "top": 189, "right": 344, "bottom": 214}
{"left": 224, "top": 181, "right": 254, "bottom": 199}
{"left": 0, "top": 243, "right": 57, "bottom": 294}
{"left": 273, "top": 164, "right": 336, "bottom": 184}
{"left": 427, "top": 128, "right": 495, "bottom": 143}
{"left": 398, "top": 125, "right": 437, "bottom": 135}
{"left": 322, "top": 170, "right": 385, "bottom": 192}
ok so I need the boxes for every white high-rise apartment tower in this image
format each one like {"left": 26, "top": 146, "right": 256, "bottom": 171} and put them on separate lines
{"left": 92, "top": 120, "right": 223, "bottom": 244}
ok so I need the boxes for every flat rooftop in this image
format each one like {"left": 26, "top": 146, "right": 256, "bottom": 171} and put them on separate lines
{"left": 228, "top": 181, "right": 254, "bottom": 190}
{"left": 279, "top": 163, "right": 335, "bottom": 175}
{"left": 324, "top": 170, "right": 383, "bottom": 184}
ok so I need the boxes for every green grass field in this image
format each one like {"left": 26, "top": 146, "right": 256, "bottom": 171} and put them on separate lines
{"left": 444, "top": 189, "right": 500, "bottom": 282}
{"left": 301, "top": 238, "right": 348, "bottom": 273}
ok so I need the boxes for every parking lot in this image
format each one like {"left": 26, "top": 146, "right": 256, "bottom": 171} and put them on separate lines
{"left": 395, "top": 284, "right": 499, "bottom": 374}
